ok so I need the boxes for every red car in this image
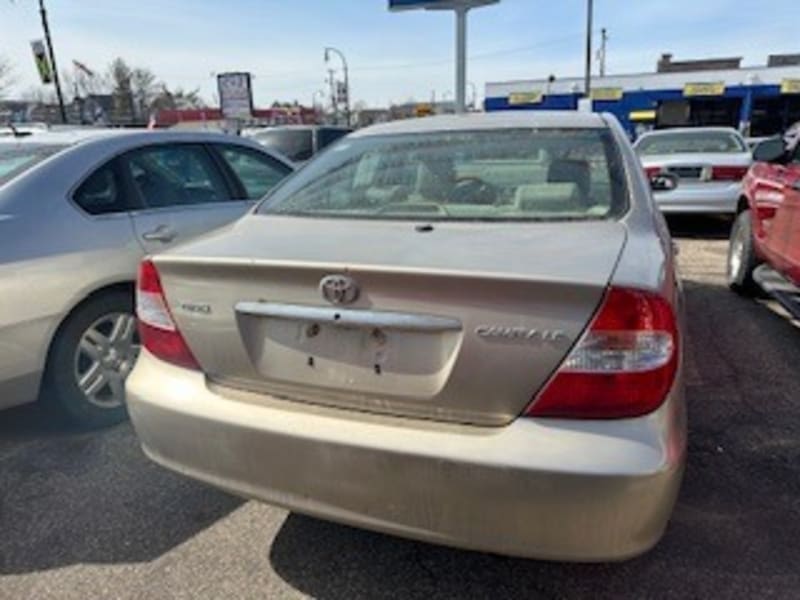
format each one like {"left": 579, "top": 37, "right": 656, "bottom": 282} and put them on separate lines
{"left": 728, "top": 127, "right": 800, "bottom": 317}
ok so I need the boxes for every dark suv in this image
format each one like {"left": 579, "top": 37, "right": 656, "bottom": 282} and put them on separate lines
{"left": 249, "top": 125, "right": 352, "bottom": 164}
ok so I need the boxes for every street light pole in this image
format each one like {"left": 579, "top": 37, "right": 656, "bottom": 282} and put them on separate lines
{"left": 454, "top": 6, "right": 468, "bottom": 114}
{"left": 324, "top": 47, "right": 350, "bottom": 127}
{"left": 38, "top": 0, "right": 67, "bottom": 123}
{"left": 584, "top": 0, "right": 594, "bottom": 98}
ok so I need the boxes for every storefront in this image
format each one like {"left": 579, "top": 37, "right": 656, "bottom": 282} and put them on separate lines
{"left": 485, "top": 65, "right": 800, "bottom": 139}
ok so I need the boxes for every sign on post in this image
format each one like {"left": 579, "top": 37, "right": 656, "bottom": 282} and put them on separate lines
{"left": 389, "top": 0, "right": 498, "bottom": 9}
{"left": 217, "top": 72, "right": 253, "bottom": 120}
{"left": 31, "top": 39, "right": 53, "bottom": 84}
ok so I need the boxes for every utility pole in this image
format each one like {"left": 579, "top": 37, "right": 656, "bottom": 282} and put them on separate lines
{"left": 38, "top": 0, "right": 67, "bottom": 123}
{"left": 584, "top": 0, "right": 594, "bottom": 98}
{"left": 327, "top": 69, "right": 338, "bottom": 124}
{"left": 324, "top": 47, "right": 350, "bottom": 127}
{"left": 598, "top": 27, "right": 608, "bottom": 77}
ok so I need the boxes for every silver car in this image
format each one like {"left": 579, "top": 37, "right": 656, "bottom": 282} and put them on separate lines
{"left": 0, "top": 130, "right": 293, "bottom": 428}
{"left": 635, "top": 127, "right": 751, "bottom": 214}
{"left": 128, "top": 112, "right": 686, "bottom": 561}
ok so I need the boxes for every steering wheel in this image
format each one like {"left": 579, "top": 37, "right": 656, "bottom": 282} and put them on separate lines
{"left": 448, "top": 176, "right": 498, "bottom": 205}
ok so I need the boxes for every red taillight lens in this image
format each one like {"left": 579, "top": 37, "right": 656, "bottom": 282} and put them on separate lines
{"left": 136, "top": 260, "right": 200, "bottom": 370}
{"left": 711, "top": 166, "right": 748, "bottom": 181}
{"left": 644, "top": 166, "right": 662, "bottom": 178}
{"left": 526, "top": 287, "right": 678, "bottom": 419}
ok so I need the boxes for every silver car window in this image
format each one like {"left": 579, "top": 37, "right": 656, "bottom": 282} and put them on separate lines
{"left": 0, "top": 144, "right": 67, "bottom": 185}
{"left": 636, "top": 131, "right": 745, "bottom": 155}
{"left": 124, "top": 144, "right": 230, "bottom": 209}
{"left": 74, "top": 163, "right": 127, "bottom": 215}
{"left": 216, "top": 145, "right": 291, "bottom": 200}
{"left": 258, "top": 128, "right": 627, "bottom": 221}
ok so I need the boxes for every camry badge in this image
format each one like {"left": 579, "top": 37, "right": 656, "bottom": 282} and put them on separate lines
{"left": 320, "top": 274, "right": 360, "bottom": 306}
{"left": 475, "top": 326, "right": 569, "bottom": 345}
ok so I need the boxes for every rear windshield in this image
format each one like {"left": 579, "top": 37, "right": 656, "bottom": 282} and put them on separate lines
{"left": 258, "top": 128, "right": 627, "bottom": 221}
{"left": 253, "top": 129, "right": 314, "bottom": 163}
{"left": 0, "top": 144, "right": 66, "bottom": 185}
{"left": 636, "top": 131, "right": 745, "bottom": 155}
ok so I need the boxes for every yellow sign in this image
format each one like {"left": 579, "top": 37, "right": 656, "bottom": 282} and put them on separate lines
{"left": 508, "top": 91, "right": 543, "bottom": 105}
{"left": 684, "top": 82, "right": 726, "bottom": 97}
{"left": 629, "top": 110, "right": 656, "bottom": 122}
{"left": 781, "top": 79, "right": 800, "bottom": 94}
{"left": 415, "top": 103, "right": 434, "bottom": 117}
{"left": 591, "top": 87, "right": 624, "bottom": 102}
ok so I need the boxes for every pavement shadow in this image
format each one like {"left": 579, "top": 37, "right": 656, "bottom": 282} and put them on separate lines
{"left": 268, "top": 278, "right": 800, "bottom": 599}
{"left": 0, "top": 415, "right": 243, "bottom": 574}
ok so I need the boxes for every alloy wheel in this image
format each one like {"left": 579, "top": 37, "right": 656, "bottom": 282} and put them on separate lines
{"left": 73, "top": 312, "right": 140, "bottom": 409}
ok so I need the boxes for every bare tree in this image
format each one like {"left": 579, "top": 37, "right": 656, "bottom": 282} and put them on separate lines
{"left": 0, "top": 55, "right": 16, "bottom": 98}
{"left": 151, "top": 86, "right": 206, "bottom": 111}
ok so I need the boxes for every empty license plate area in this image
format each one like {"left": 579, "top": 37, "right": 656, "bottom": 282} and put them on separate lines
{"left": 235, "top": 302, "right": 463, "bottom": 398}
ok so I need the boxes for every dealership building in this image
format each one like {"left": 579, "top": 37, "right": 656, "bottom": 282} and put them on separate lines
{"left": 485, "top": 53, "right": 800, "bottom": 138}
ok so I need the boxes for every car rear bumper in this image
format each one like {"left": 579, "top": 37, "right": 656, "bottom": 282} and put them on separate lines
{"left": 127, "top": 350, "right": 687, "bottom": 562}
{"left": 654, "top": 182, "right": 741, "bottom": 214}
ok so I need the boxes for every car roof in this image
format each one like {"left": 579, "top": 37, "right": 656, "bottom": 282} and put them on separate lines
{"left": 637, "top": 127, "right": 742, "bottom": 138}
{"left": 351, "top": 111, "right": 608, "bottom": 138}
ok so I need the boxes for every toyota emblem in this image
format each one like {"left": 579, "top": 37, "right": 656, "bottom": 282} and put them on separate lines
{"left": 320, "top": 274, "right": 359, "bottom": 306}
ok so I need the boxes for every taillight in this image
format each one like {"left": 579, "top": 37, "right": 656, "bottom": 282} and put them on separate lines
{"left": 526, "top": 287, "right": 678, "bottom": 419}
{"left": 711, "top": 166, "right": 748, "bottom": 181}
{"left": 136, "top": 259, "right": 200, "bottom": 370}
{"left": 644, "top": 166, "right": 662, "bottom": 178}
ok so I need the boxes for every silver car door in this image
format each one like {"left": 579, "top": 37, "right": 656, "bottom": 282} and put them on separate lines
{"left": 123, "top": 143, "right": 251, "bottom": 254}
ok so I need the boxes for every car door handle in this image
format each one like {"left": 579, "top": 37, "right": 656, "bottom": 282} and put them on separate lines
{"left": 142, "top": 225, "right": 177, "bottom": 243}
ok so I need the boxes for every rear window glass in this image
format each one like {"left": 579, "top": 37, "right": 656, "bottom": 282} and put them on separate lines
{"left": 636, "top": 131, "right": 745, "bottom": 155}
{"left": 258, "top": 128, "right": 627, "bottom": 221}
{"left": 254, "top": 129, "right": 313, "bottom": 162}
{"left": 0, "top": 144, "right": 66, "bottom": 185}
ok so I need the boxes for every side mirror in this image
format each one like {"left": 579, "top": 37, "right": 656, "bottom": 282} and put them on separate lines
{"left": 753, "top": 137, "right": 787, "bottom": 164}
{"left": 650, "top": 172, "right": 679, "bottom": 192}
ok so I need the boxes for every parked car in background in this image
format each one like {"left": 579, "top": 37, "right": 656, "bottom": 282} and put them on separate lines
{"left": 247, "top": 125, "right": 352, "bottom": 163}
{"left": 0, "top": 130, "right": 293, "bottom": 428}
{"left": 728, "top": 126, "right": 800, "bottom": 318}
{"left": 635, "top": 127, "right": 751, "bottom": 214}
{"left": 128, "top": 112, "right": 686, "bottom": 561}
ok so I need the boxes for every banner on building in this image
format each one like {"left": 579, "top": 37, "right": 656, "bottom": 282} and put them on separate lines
{"left": 781, "top": 79, "right": 800, "bottom": 94}
{"left": 508, "top": 91, "right": 543, "bottom": 105}
{"left": 591, "top": 87, "right": 624, "bottom": 102}
{"left": 217, "top": 72, "right": 253, "bottom": 120}
{"left": 30, "top": 39, "right": 53, "bottom": 84}
{"left": 684, "top": 82, "right": 726, "bottom": 97}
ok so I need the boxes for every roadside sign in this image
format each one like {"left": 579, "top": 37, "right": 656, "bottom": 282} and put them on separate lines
{"left": 684, "top": 82, "right": 726, "bottom": 97}
{"left": 217, "top": 72, "right": 253, "bottom": 120}
{"left": 30, "top": 39, "right": 53, "bottom": 84}
{"left": 389, "top": 0, "right": 498, "bottom": 10}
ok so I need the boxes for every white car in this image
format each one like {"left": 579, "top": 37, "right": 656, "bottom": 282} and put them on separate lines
{"left": 635, "top": 127, "right": 751, "bottom": 214}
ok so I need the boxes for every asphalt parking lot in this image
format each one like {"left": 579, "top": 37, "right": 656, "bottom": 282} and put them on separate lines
{"left": 1, "top": 217, "right": 799, "bottom": 600}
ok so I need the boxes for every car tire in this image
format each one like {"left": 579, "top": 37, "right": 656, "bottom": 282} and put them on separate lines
{"left": 43, "top": 290, "right": 139, "bottom": 430}
{"left": 727, "top": 210, "right": 759, "bottom": 295}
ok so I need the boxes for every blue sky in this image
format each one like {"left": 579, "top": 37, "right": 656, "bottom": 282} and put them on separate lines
{"left": 1, "top": 0, "right": 799, "bottom": 107}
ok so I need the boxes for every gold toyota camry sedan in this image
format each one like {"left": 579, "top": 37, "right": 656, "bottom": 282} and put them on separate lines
{"left": 127, "top": 111, "right": 686, "bottom": 562}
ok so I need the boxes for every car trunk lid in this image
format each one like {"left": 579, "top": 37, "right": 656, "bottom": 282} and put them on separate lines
{"left": 153, "top": 215, "right": 627, "bottom": 425}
